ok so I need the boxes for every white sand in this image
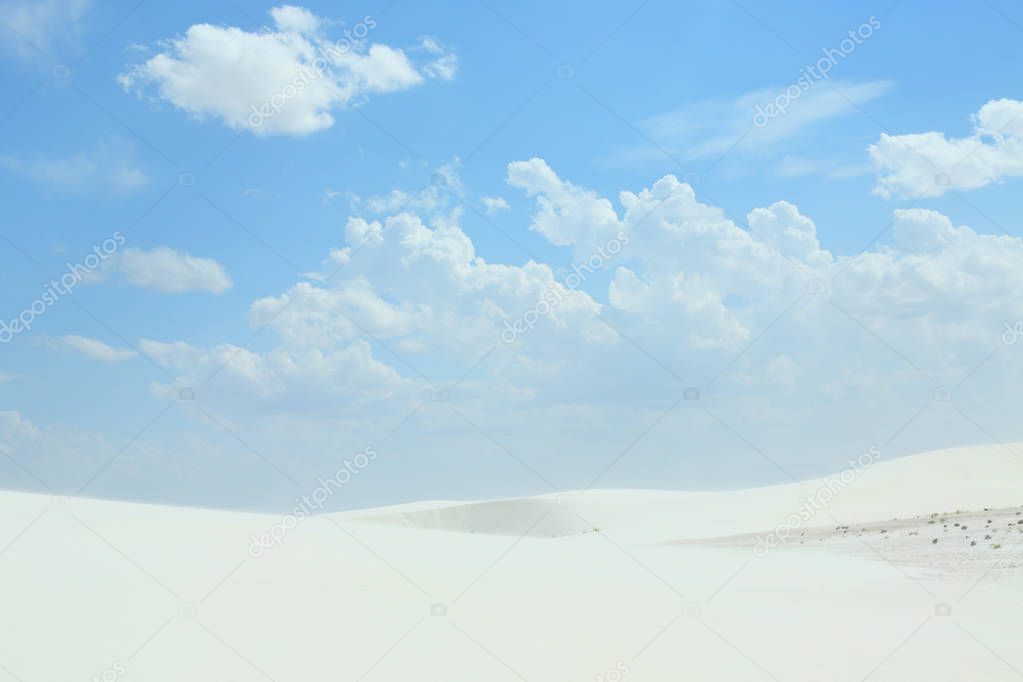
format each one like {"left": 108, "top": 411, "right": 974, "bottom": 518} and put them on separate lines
{"left": 2, "top": 443, "right": 1022, "bottom": 680}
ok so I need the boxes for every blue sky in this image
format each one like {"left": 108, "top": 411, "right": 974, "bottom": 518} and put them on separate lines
{"left": 2, "top": 0, "right": 1023, "bottom": 511}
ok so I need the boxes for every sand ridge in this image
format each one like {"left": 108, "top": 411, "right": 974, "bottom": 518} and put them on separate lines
{"left": 1, "top": 443, "right": 1021, "bottom": 680}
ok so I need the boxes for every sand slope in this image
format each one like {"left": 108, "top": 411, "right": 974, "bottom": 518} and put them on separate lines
{"left": 1, "top": 443, "right": 1021, "bottom": 680}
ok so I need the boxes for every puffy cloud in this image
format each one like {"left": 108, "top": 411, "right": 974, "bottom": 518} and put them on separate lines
{"left": 510, "top": 160, "right": 830, "bottom": 352}
{"left": 505, "top": 159, "right": 1023, "bottom": 379}
{"left": 34, "top": 157, "right": 1023, "bottom": 508}
{"left": 305, "top": 209, "right": 612, "bottom": 358}
{"left": 268, "top": 4, "right": 320, "bottom": 34}
{"left": 137, "top": 194, "right": 620, "bottom": 415}
{"left": 748, "top": 200, "right": 833, "bottom": 270}
{"left": 44, "top": 158, "right": 1015, "bottom": 413}
{"left": 870, "top": 98, "right": 1023, "bottom": 198}
{"left": 835, "top": 208, "right": 1023, "bottom": 327}
{"left": 54, "top": 335, "right": 136, "bottom": 363}
{"left": 508, "top": 157, "right": 622, "bottom": 252}
{"left": 248, "top": 280, "right": 426, "bottom": 348}
{"left": 119, "top": 6, "right": 457, "bottom": 136}
{"left": 133, "top": 158, "right": 1023, "bottom": 430}
{"left": 293, "top": 159, "right": 1023, "bottom": 397}
{"left": 102, "top": 247, "right": 233, "bottom": 294}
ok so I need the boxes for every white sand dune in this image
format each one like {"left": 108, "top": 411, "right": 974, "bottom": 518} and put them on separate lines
{"left": 1, "top": 443, "right": 1022, "bottom": 680}
{"left": 354, "top": 442, "right": 1023, "bottom": 541}
{"left": 351, "top": 497, "right": 597, "bottom": 537}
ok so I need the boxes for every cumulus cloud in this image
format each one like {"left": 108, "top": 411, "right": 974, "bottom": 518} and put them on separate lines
{"left": 0, "top": 0, "right": 90, "bottom": 60}
{"left": 118, "top": 6, "right": 458, "bottom": 136}
{"left": 140, "top": 158, "right": 1023, "bottom": 411}
{"left": 0, "top": 138, "right": 147, "bottom": 194}
{"left": 102, "top": 246, "right": 233, "bottom": 293}
{"left": 507, "top": 160, "right": 1023, "bottom": 363}
{"left": 836, "top": 208, "right": 1023, "bottom": 319}
{"left": 248, "top": 280, "right": 425, "bottom": 348}
{"left": 301, "top": 208, "right": 611, "bottom": 357}
{"left": 509, "top": 159, "right": 829, "bottom": 351}
{"left": 508, "top": 157, "right": 623, "bottom": 252}
{"left": 9, "top": 156, "right": 1023, "bottom": 505}
{"left": 54, "top": 335, "right": 136, "bottom": 363}
{"left": 133, "top": 157, "right": 1023, "bottom": 428}
{"left": 870, "top": 98, "right": 1023, "bottom": 198}
{"left": 138, "top": 192, "right": 617, "bottom": 414}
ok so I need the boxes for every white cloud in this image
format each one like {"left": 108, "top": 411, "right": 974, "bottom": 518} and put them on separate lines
{"left": 347, "top": 158, "right": 465, "bottom": 216}
{"left": 136, "top": 339, "right": 198, "bottom": 371}
{"left": 148, "top": 158, "right": 1023, "bottom": 411}
{"left": 11, "top": 156, "right": 1023, "bottom": 505}
{"left": 248, "top": 280, "right": 425, "bottom": 348}
{"left": 103, "top": 247, "right": 233, "bottom": 294}
{"left": 0, "top": 372, "right": 16, "bottom": 384}
{"left": 639, "top": 80, "right": 893, "bottom": 162}
{"left": 508, "top": 157, "right": 622, "bottom": 252}
{"left": 506, "top": 158, "right": 1023, "bottom": 370}
{"left": 135, "top": 157, "right": 1023, "bottom": 430}
{"left": 0, "top": 0, "right": 90, "bottom": 60}
{"left": 870, "top": 98, "right": 1023, "bottom": 198}
{"left": 0, "top": 138, "right": 147, "bottom": 194}
{"left": 140, "top": 336, "right": 410, "bottom": 413}
{"left": 418, "top": 36, "right": 458, "bottom": 80}
{"left": 322, "top": 187, "right": 344, "bottom": 205}
{"left": 480, "top": 196, "right": 510, "bottom": 214}
{"left": 268, "top": 4, "right": 320, "bottom": 34}
{"left": 119, "top": 6, "right": 458, "bottom": 137}
{"left": 138, "top": 195, "right": 613, "bottom": 414}
{"left": 353, "top": 188, "right": 443, "bottom": 215}
{"left": 55, "top": 335, "right": 136, "bottom": 363}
